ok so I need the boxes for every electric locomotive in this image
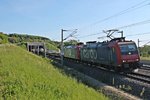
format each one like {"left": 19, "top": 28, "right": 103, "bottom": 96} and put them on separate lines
{"left": 64, "top": 37, "right": 140, "bottom": 72}
{"left": 105, "top": 37, "right": 140, "bottom": 71}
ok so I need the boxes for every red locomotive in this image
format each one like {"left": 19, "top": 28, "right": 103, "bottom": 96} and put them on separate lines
{"left": 64, "top": 37, "right": 140, "bottom": 72}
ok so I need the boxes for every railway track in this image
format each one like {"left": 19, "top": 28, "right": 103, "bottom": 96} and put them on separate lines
{"left": 140, "top": 65, "right": 150, "bottom": 70}
{"left": 126, "top": 72, "right": 150, "bottom": 84}
{"left": 52, "top": 56, "right": 150, "bottom": 84}
{"left": 140, "top": 61, "right": 150, "bottom": 70}
{"left": 49, "top": 56, "right": 150, "bottom": 84}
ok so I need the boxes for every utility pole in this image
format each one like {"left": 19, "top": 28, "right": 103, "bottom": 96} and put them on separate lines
{"left": 138, "top": 39, "right": 140, "bottom": 48}
{"left": 61, "top": 29, "right": 64, "bottom": 67}
{"left": 138, "top": 39, "right": 141, "bottom": 55}
{"left": 60, "top": 29, "right": 77, "bottom": 67}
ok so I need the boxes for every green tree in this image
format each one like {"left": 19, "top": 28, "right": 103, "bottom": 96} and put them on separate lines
{"left": 140, "top": 45, "right": 150, "bottom": 57}
{"left": 64, "top": 39, "right": 79, "bottom": 46}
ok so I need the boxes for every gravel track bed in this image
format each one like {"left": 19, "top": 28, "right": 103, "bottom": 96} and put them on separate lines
{"left": 137, "top": 69, "right": 150, "bottom": 76}
{"left": 140, "top": 65, "right": 150, "bottom": 70}
{"left": 61, "top": 59, "right": 150, "bottom": 100}
{"left": 141, "top": 60, "right": 150, "bottom": 65}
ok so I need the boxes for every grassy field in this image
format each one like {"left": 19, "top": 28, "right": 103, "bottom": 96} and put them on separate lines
{"left": 140, "top": 56, "right": 150, "bottom": 61}
{"left": 0, "top": 44, "right": 108, "bottom": 100}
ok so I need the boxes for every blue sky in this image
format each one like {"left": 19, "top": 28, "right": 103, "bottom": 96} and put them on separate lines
{"left": 0, "top": 0, "right": 150, "bottom": 46}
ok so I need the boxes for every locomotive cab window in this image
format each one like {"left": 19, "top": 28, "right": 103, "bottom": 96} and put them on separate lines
{"left": 119, "top": 43, "right": 138, "bottom": 55}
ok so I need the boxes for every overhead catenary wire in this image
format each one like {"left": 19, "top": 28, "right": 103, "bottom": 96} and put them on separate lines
{"left": 91, "top": 1, "right": 149, "bottom": 26}
{"left": 115, "top": 19, "right": 150, "bottom": 29}
{"left": 77, "top": 19, "right": 150, "bottom": 39}
{"left": 76, "top": 0, "right": 150, "bottom": 40}
{"left": 63, "top": 29, "right": 77, "bottom": 40}
{"left": 141, "top": 40, "right": 150, "bottom": 46}
{"left": 77, "top": 32, "right": 103, "bottom": 38}
{"left": 125, "top": 32, "right": 150, "bottom": 37}
{"left": 78, "top": 0, "right": 150, "bottom": 32}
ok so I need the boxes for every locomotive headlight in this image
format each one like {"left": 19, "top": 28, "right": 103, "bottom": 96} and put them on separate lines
{"left": 122, "top": 60, "right": 126, "bottom": 62}
{"left": 136, "top": 59, "right": 139, "bottom": 61}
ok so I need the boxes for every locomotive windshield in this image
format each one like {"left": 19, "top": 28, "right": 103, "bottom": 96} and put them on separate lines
{"left": 119, "top": 43, "right": 138, "bottom": 55}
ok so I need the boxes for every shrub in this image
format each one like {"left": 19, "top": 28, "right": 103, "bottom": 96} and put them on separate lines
{"left": 0, "top": 32, "right": 8, "bottom": 44}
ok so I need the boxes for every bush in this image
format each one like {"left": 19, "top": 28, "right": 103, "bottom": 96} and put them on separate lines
{"left": 0, "top": 32, "right": 8, "bottom": 44}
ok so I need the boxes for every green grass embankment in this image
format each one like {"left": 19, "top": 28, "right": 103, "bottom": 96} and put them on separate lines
{"left": 0, "top": 44, "right": 108, "bottom": 100}
{"left": 140, "top": 56, "right": 150, "bottom": 61}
